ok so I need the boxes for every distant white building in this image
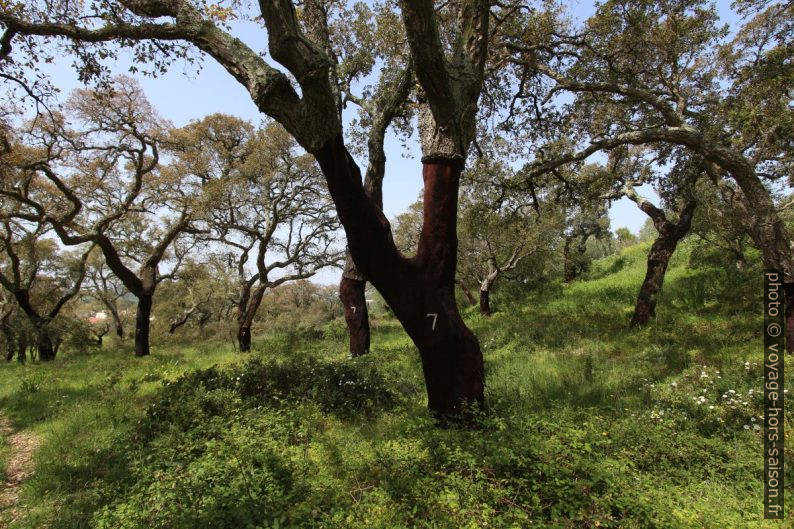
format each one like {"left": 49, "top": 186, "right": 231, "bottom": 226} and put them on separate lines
{"left": 88, "top": 311, "right": 108, "bottom": 324}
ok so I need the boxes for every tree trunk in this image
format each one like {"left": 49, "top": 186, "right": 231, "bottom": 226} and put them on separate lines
{"left": 36, "top": 325, "right": 56, "bottom": 362}
{"left": 479, "top": 289, "right": 491, "bottom": 316}
{"left": 16, "top": 333, "right": 27, "bottom": 364}
{"left": 107, "top": 304, "right": 124, "bottom": 339}
{"left": 238, "top": 325, "right": 252, "bottom": 353}
{"left": 134, "top": 294, "right": 152, "bottom": 357}
{"left": 4, "top": 334, "right": 13, "bottom": 362}
{"left": 630, "top": 245, "right": 672, "bottom": 327}
{"left": 563, "top": 237, "right": 575, "bottom": 282}
{"left": 314, "top": 137, "right": 485, "bottom": 419}
{"left": 237, "top": 284, "right": 265, "bottom": 353}
{"left": 627, "top": 193, "right": 696, "bottom": 328}
{"left": 458, "top": 283, "right": 477, "bottom": 306}
{"left": 339, "top": 276, "right": 370, "bottom": 357}
{"left": 1, "top": 315, "right": 13, "bottom": 362}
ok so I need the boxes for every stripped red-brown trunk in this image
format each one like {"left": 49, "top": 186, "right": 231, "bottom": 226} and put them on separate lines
{"left": 314, "top": 135, "right": 484, "bottom": 419}
{"left": 134, "top": 294, "right": 152, "bottom": 357}
{"left": 339, "top": 276, "right": 370, "bottom": 357}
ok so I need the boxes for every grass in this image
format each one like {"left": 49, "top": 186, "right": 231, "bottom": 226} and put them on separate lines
{"left": 0, "top": 239, "right": 791, "bottom": 528}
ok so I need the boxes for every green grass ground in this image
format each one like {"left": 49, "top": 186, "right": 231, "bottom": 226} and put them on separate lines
{"left": 0, "top": 241, "right": 791, "bottom": 528}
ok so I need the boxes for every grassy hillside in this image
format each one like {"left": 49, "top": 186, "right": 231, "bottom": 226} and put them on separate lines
{"left": 0, "top": 240, "right": 791, "bottom": 528}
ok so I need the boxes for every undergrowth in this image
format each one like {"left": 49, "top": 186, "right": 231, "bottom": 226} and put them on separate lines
{"left": 0, "top": 240, "right": 791, "bottom": 528}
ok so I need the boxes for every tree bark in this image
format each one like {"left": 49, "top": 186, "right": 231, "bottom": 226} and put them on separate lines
{"left": 134, "top": 294, "right": 153, "bottom": 357}
{"left": 17, "top": 336, "right": 27, "bottom": 364}
{"left": 1, "top": 311, "right": 13, "bottom": 362}
{"left": 237, "top": 284, "right": 265, "bottom": 353}
{"left": 314, "top": 135, "right": 485, "bottom": 419}
{"left": 630, "top": 199, "right": 695, "bottom": 328}
{"left": 4, "top": 333, "right": 13, "bottom": 362}
{"left": 35, "top": 324, "right": 56, "bottom": 361}
{"left": 479, "top": 288, "right": 491, "bottom": 316}
{"left": 563, "top": 236, "right": 588, "bottom": 283}
{"left": 238, "top": 325, "right": 252, "bottom": 353}
{"left": 104, "top": 301, "right": 124, "bottom": 339}
{"left": 339, "top": 276, "right": 370, "bottom": 357}
{"left": 630, "top": 243, "right": 674, "bottom": 327}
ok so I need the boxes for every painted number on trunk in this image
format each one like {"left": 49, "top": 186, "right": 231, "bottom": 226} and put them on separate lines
{"left": 426, "top": 313, "right": 438, "bottom": 330}
{"left": 351, "top": 306, "right": 356, "bottom": 313}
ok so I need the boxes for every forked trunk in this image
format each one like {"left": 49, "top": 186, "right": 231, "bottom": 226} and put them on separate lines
{"left": 314, "top": 136, "right": 484, "bottom": 419}
{"left": 479, "top": 289, "right": 491, "bottom": 316}
{"left": 134, "top": 294, "right": 152, "bottom": 357}
{"left": 339, "top": 276, "right": 370, "bottom": 357}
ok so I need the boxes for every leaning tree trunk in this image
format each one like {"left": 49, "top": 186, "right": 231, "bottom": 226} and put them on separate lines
{"left": 630, "top": 241, "right": 675, "bottom": 327}
{"left": 134, "top": 294, "right": 153, "bottom": 357}
{"left": 106, "top": 303, "right": 124, "bottom": 339}
{"left": 629, "top": 198, "right": 695, "bottom": 328}
{"left": 315, "top": 137, "right": 485, "bottom": 419}
{"left": 339, "top": 275, "right": 370, "bottom": 357}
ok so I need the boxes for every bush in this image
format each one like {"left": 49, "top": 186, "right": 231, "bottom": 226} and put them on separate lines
{"left": 141, "top": 355, "right": 399, "bottom": 441}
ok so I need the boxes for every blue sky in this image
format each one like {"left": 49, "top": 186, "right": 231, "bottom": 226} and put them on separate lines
{"left": 32, "top": 0, "right": 739, "bottom": 283}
